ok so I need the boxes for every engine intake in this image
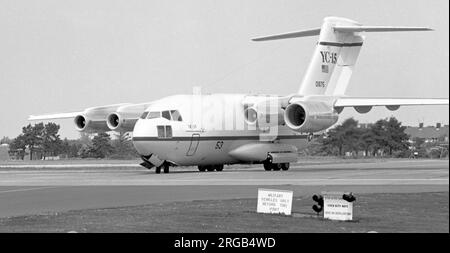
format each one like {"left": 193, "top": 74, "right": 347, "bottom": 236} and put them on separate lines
{"left": 106, "top": 113, "right": 138, "bottom": 132}
{"left": 107, "top": 113, "right": 120, "bottom": 130}
{"left": 243, "top": 103, "right": 285, "bottom": 128}
{"left": 284, "top": 101, "right": 338, "bottom": 133}
{"left": 244, "top": 108, "right": 258, "bottom": 125}
{"left": 74, "top": 115, "right": 87, "bottom": 131}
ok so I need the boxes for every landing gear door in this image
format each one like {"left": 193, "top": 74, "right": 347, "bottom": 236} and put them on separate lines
{"left": 186, "top": 133, "right": 200, "bottom": 156}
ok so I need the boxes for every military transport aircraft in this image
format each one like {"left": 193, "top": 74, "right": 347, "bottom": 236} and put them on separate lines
{"left": 29, "top": 17, "right": 449, "bottom": 174}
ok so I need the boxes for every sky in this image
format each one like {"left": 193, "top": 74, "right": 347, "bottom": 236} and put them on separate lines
{"left": 0, "top": 0, "right": 448, "bottom": 139}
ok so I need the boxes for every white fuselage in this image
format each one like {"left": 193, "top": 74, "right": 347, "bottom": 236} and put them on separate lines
{"left": 132, "top": 94, "right": 311, "bottom": 166}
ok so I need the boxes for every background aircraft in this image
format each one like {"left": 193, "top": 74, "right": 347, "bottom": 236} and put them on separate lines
{"left": 29, "top": 17, "right": 449, "bottom": 173}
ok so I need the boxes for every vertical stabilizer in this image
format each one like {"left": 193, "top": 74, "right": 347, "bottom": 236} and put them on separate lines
{"left": 252, "top": 17, "right": 431, "bottom": 96}
{"left": 299, "top": 17, "right": 364, "bottom": 96}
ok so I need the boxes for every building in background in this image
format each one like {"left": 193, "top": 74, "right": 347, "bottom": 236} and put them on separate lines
{"left": 405, "top": 123, "right": 449, "bottom": 143}
{"left": 405, "top": 123, "right": 449, "bottom": 158}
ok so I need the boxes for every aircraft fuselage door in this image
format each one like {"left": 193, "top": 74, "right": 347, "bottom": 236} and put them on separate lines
{"left": 186, "top": 133, "right": 200, "bottom": 156}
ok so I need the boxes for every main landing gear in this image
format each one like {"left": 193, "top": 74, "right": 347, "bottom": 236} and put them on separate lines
{"left": 263, "top": 161, "right": 290, "bottom": 171}
{"left": 198, "top": 165, "right": 224, "bottom": 172}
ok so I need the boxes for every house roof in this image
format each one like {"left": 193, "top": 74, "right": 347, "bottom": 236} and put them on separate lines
{"left": 405, "top": 125, "right": 449, "bottom": 139}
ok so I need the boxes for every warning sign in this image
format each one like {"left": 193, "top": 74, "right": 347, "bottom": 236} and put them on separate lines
{"left": 257, "top": 189, "right": 293, "bottom": 215}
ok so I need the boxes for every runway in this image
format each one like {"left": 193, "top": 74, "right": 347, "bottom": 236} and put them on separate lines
{"left": 0, "top": 159, "right": 447, "bottom": 218}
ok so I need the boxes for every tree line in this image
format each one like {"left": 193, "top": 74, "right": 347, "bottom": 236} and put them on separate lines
{"left": 5, "top": 116, "right": 447, "bottom": 160}
{"left": 306, "top": 117, "right": 418, "bottom": 158}
{"left": 8, "top": 123, "right": 138, "bottom": 160}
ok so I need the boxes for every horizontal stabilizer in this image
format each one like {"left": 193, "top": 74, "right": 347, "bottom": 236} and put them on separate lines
{"left": 252, "top": 28, "right": 321, "bottom": 41}
{"left": 334, "top": 98, "right": 449, "bottom": 108}
{"left": 252, "top": 26, "right": 431, "bottom": 42}
{"left": 333, "top": 26, "right": 433, "bottom": 33}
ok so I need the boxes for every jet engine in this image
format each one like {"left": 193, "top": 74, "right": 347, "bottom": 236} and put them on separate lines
{"left": 244, "top": 102, "right": 285, "bottom": 128}
{"left": 106, "top": 112, "right": 139, "bottom": 132}
{"left": 74, "top": 114, "right": 110, "bottom": 132}
{"left": 72, "top": 103, "right": 132, "bottom": 132}
{"left": 284, "top": 101, "right": 338, "bottom": 133}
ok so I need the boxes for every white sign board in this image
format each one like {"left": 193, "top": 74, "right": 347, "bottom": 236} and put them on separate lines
{"left": 323, "top": 194, "right": 353, "bottom": 221}
{"left": 257, "top": 189, "right": 293, "bottom": 215}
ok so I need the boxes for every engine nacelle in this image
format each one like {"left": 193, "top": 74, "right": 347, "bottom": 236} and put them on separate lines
{"left": 244, "top": 102, "right": 285, "bottom": 129}
{"left": 74, "top": 114, "right": 109, "bottom": 132}
{"left": 284, "top": 101, "right": 338, "bottom": 133}
{"left": 106, "top": 112, "right": 139, "bottom": 132}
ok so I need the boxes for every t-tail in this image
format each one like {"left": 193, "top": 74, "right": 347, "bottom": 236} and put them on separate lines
{"left": 253, "top": 17, "right": 432, "bottom": 96}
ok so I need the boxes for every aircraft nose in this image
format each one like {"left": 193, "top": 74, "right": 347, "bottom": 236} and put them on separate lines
{"left": 132, "top": 119, "right": 154, "bottom": 155}
{"left": 132, "top": 118, "right": 146, "bottom": 138}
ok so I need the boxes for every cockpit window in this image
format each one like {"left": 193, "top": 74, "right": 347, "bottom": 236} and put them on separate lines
{"left": 144, "top": 110, "right": 183, "bottom": 121}
{"left": 162, "top": 111, "right": 171, "bottom": 120}
{"left": 140, "top": 112, "right": 149, "bottom": 119}
{"left": 147, "top": 111, "right": 161, "bottom": 119}
{"left": 170, "top": 110, "right": 183, "bottom": 121}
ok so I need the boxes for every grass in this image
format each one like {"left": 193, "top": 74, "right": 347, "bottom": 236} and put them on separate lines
{"left": 0, "top": 192, "right": 447, "bottom": 233}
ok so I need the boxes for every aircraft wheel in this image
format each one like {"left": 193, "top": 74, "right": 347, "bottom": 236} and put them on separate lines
{"left": 215, "top": 165, "right": 224, "bottom": 172}
{"left": 155, "top": 166, "right": 161, "bottom": 174}
{"left": 272, "top": 163, "right": 282, "bottom": 171}
{"left": 206, "top": 166, "right": 215, "bottom": 172}
{"left": 263, "top": 162, "right": 272, "bottom": 171}
{"left": 281, "top": 163, "right": 290, "bottom": 171}
{"left": 198, "top": 166, "right": 206, "bottom": 172}
{"left": 163, "top": 164, "right": 170, "bottom": 174}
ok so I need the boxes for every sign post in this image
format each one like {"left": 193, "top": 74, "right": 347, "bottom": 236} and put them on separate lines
{"left": 257, "top": 189, "right": 293, "bottom": 215}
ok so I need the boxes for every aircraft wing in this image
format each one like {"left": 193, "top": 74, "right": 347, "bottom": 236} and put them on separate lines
{"left": 28, "top": 103, "right": 132, "bottom": 121}
{"left": 28, "top": 103, "right": 147, "bottom": 132}
{"left": 334, "top": 97, "right": 449, "bottom": 108}
{"left": 28, "top": 112, "right": 83, "bottom": 121}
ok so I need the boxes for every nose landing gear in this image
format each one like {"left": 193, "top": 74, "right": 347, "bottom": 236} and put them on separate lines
{"left": 163, "top": 163, "right": 170, "bottom": 173}
{"left": 140, "top": 155, "right": 171, "bottom": 174}
{"left": 155, "top": 163, "right": 170, "bottom": 174}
